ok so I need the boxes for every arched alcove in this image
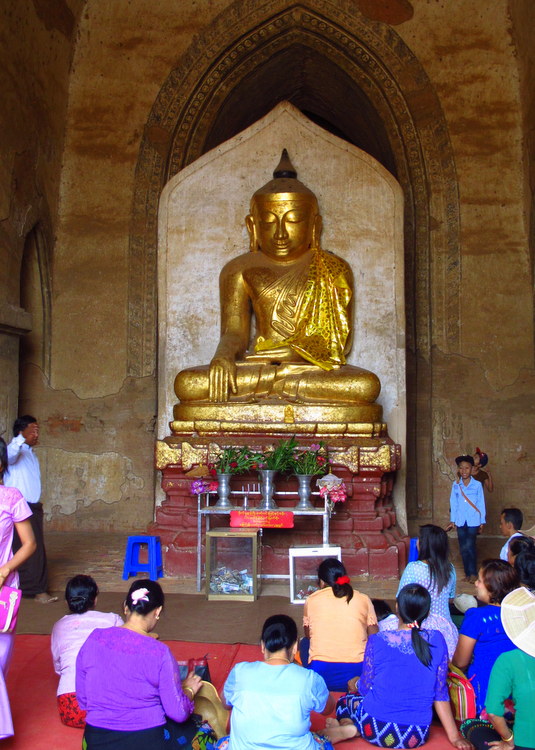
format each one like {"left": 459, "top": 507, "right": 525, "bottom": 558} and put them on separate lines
{"left": 202, "top": 45, "right": 396, "bottom": 177}
{"left": 129, "top": 0, "right": 460, "bottom": 520}
{"left": 19, "top": 223, "right": 52, "bottom": 410}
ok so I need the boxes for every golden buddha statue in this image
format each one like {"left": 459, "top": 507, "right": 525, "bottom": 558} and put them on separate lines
{"left": 172, "top": 151, "right": 384, "bottom": 436}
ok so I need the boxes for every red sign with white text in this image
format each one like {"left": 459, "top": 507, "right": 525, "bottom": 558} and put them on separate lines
{"left": 229, "top": 510, "right": 294, "bottom": 528}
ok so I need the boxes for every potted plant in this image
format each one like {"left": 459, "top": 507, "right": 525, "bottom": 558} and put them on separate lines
{"left": 251, "top": 437, "right": 297, "bottom": 510}
{"left": 290, "top": 442, "right": 329, "bottom": 510}
{"left": 209, "top": 446, "right": 257, "bottom": 509}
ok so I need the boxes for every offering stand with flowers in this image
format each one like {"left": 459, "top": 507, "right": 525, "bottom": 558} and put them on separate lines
{"left": 154, "top": 434, "right": 406, "bottom": 580}
{"left": 191, "top": 468, "right": 341, "bottom": 593}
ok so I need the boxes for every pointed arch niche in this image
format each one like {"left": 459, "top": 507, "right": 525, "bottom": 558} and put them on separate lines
{"left": 129, "top": 1, "right": 460, "bottom": 520}
{"left": 19, "top": 224, "right": 52, "bottom": 385}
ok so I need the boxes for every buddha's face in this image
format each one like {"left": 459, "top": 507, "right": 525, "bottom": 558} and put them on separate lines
{"left": 247, "top": 196, "right": 320, "bottom": 261}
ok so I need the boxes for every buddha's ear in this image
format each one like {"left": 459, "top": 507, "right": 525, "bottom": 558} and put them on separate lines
{"left": 311, "top": 214, "right": 322, "bottom": 249}
{"left": 245, "top": 213, "right": 258, "bottom": 252}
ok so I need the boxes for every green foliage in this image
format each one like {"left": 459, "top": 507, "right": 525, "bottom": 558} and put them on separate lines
{"left": 252, "top": 437, "right": 298, "bottom": 472}
{"left": 211, "top": 446, "right": 257, "bottom": 475}
{"left": 290, "top": 442, "right": 328, "bottom": 475}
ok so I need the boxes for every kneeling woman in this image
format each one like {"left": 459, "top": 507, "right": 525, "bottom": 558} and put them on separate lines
{"left": 300, "top": 558, "right": 378, "bottom": 691}
{"left": 76, "top": 579, "right": 205, "bottom": 749}
{"left": 324, "top": 584, "right": 470, "bottom": 750}
{"left": 217, "top": 614, "right": 335, "bottom": 750}
{"left": 52, "top": 574, "right": 123, "bottom": 727}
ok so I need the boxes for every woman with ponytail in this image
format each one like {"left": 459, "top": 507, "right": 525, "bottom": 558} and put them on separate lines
{"left": 216, "top": 614, "right": 335, "bottom": 750}
{"left": 51, "top": 574, "right": 123, "bottom": 727}
{"left": 76, "top": 579, "right": 208, "bottom": 749}
{"left": 324, "top": 584, "right": 470, "bottom": 749}
{"left": 397, "top": 524, "right": 458, "bottom": 657}
{"left": 300, "top": 558, "right": 378, "bottom": 691}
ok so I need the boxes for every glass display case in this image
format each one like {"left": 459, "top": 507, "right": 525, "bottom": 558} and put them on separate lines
{"left": 206, "top": 528, "right": 261, "bottom": 601}
{"left": 289, "top": 544, "right": 342, "bottom": 604}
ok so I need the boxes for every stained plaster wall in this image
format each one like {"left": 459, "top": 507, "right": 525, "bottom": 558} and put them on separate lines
{"left": 0, "top": 0, "right": 82, "bottom": 435}
{"left": 1, "top": 0, "right": 533, "bottom": 535}
{"left": 396, "top": 0, "right": 534, "bottom": 532}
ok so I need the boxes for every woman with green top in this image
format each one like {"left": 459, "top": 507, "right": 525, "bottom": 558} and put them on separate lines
{"left": 460, "top": 586, "right": 535, "bottom": 750}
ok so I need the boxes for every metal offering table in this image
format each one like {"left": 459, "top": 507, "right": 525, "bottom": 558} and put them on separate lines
{"left": 289, "top": 544, "right": 342, "bottom": 604}
{"left": 196, "top": 487, "right": 332, "bottom": 592}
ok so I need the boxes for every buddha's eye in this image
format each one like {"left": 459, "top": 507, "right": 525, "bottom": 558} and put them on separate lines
{"left": 259, "top": 211, "right": 276, "bottom": 224}
{"left": 285, "top": 211, "right": 306, "bottom": 223}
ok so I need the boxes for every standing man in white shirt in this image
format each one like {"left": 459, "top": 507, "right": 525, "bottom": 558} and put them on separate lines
{"left": 5, "top": 415, "right": 57, "bottom": 603}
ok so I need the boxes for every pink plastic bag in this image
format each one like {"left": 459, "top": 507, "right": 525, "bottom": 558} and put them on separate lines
{"left": 0, "top": 586, "right": 21, "bottom": 633}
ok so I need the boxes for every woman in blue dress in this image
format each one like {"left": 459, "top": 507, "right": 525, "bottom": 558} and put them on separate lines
{"left": 216, "top": 614, "right": 335, "bottom": 750}
{"left": 452, "top": 559, "right": 519, "bottom": 715}
{"left": 397, "top": 524, "right": 458, "bottom": 657}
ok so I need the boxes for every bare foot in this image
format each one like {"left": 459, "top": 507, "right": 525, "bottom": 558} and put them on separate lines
{"left": 323, "top": 722, "right": 359, "bottom": 744}
{"left": 35, "top": 592, "right": 58, "bottom": 604}
{"left": 325, "top": 718, "right": 340, "bottom": 727}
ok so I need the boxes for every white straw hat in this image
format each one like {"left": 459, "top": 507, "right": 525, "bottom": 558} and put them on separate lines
{"left": 500, "top": 586, "right": 535, "bottom": 658}
{"left": 453, "top": 594, "right": 477, "bottom": 614}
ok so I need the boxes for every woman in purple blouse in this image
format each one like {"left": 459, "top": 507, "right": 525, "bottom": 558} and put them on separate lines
{"left": 324, "top": 584, "right": 470, "bottom": 749}
{"left": 76, "top": 579, "right": 204, "bottom": 749}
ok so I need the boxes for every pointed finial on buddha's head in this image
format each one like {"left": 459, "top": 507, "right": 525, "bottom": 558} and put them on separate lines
{"left": 252, "top": 150, "right": 317, "bottom": 204}
{"left": 273, "top": 149, "right": 297, "bottom": 179}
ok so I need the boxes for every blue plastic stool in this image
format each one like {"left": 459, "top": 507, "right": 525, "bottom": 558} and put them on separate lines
{"left": 122, "top": 535, "right": 163, "bottom": 581}
{"left": 408, "top": 537, "right": 419, "bottom": 562}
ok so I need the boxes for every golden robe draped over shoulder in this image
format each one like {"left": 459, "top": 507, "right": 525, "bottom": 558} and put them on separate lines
{"left": 255, "top": 249, "right": 351, "bottom": 370}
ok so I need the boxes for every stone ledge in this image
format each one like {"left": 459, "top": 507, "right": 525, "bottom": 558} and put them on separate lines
{"left": 0, "top": 303, "right": 32, "bottom": 335}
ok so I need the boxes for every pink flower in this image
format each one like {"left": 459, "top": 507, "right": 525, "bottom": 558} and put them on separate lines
{"left": 310, "top": 443, "right": 320, "bottom": 451}
{"left": 191, "top": 479, "right": 210, "bottom": 495}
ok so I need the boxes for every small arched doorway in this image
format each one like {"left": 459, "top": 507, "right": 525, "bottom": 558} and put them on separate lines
{"left": 18, "top": 223, "right": 52, "bottom": 412}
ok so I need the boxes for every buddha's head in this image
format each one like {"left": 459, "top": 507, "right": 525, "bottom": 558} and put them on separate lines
{"left": 246, "top": 150, "right": 322, "bottom": 261}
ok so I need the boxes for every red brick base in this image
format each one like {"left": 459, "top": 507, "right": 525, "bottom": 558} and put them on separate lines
{"left": 153, "top": 436, "right": 407, "bottom": 579}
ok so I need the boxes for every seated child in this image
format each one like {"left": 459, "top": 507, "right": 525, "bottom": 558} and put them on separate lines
{"left": 508, "top": 534, "right": 534, "bottom": 565}
{"left": 514, "top": 549, "right": 535, "bottom": 589}
{"left": 372, "top": 599, "right": 398, "bottom": 631}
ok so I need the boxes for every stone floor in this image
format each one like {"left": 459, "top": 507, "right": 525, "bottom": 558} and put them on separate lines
{"left": 45, "top": 530, "right": 507, "bottom": 599}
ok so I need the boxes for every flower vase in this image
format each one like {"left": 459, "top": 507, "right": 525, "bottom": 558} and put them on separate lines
{"left": 258, "top": 469, "right": 278, "bottom": 511}
{"left": 214, "top": 473, "right": 234, "bottom": 510}
{"left": 295, "top": 474, "right": 315, "bottom": 510}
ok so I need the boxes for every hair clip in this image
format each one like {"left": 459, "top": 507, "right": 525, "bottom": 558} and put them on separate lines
{"left": 131, "top": 587, "right": 150, "bottom": 605}
{"left": 335, "top": 575, "right": 350, "bottom": 585}
{"left": 407, "top": 620, "right": 420, "bottom": 629}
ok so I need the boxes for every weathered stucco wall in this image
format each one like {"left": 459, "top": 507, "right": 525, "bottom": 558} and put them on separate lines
{"left": 397, "top": 0, "right": 534, "bottom": 533}
{"left": 0, "top": 0, "right": 83, "bottom": 435}
{"left": 37, "top": 0, "right": 230, "bottom": 529}
{"left": 1, "top": 0, "right": 533, "bottom": 535}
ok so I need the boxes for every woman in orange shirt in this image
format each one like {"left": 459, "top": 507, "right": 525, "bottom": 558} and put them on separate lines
{"left": 299, "top": 558, "right": 378, "bottom": 691}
